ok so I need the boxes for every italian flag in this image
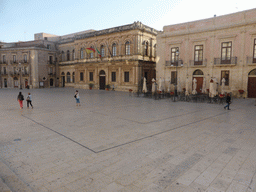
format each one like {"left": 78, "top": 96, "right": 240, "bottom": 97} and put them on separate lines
{"left": 96, "top": 48, "right": 101, "bottom": 58}
{"left": 85, "top": 48, "right": 95, "bottom": 54}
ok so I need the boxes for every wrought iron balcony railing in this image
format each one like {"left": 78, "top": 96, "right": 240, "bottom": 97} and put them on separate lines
{"left": 214, "top": 57, "right": 237, "bottom": 65}
{"left": 165, "top": 60, "right": 184, "bottom": 67}
{"left": 189, "top": 59, "right": 207, "bottom": 66}
{"left": 246, "top": 56, "right": 256, "bottom": 64}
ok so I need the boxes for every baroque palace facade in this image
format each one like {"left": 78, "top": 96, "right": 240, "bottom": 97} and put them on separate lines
{"left": 0, "top": 22, "right": 157, "bottom": 91}
{"left": 156, "top": 8, "right": 256, "bottom": 98}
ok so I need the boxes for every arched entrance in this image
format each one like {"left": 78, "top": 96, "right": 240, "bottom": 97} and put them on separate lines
{"left": 14, "top": 77, "right": 19, "bottom": 88}
{"left": 25, "top": 79, "right": 28, "bottom": 88}
{"left": 4, "top": 78, "right": 7, "bottom": 88}
{"left": 248, "top": 69, "right": 256, "bottom": 98}
{"left": 193, "top": 69, "right": 204, "bottom": 93}
{"left": 99, "top": 70, "right": 106, "bottom": 90}
{"left": 50, "top": 78, "right": 54, "bottom": 87}
{"left": 61, "top": 72, "right": 65, "bottom": 87}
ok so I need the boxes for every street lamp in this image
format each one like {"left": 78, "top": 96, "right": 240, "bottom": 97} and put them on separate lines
{"left": 16, "top": 63, "right": 24, "bottom": 89}
{"left": 174, "top": 48, "right": 179, "bottom": 101}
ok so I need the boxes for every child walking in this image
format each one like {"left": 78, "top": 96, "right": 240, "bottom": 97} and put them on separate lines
{"left": 74, "top": 90, "right": 81, "bottom": 106}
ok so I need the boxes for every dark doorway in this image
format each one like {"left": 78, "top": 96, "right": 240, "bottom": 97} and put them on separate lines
{"left": 193, "top": 77, "right": 203, "bottom": 93}
{"left": 99, "top": 70, "right": 106, "bottom": 90}
{"left": 248, "top": 77, "right": 256, "bottom": 98}
{"left": 4, "top": 79, "right": 7, "bottom": 88}
{"left": 50, "top": 78, "right": 54, "bottom": 86}
{"left": 62, "top": 76, "right": 65, "bottom": 87}
{"left": 25, "top": 79, "right": 28, "bottom": 88}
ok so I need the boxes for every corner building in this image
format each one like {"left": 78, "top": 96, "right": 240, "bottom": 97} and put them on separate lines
{"left": 156, "top": 8, "right": 256, "bottom": 98}
{"left": 58, "top": 22, "right": 158, "bottom": 91}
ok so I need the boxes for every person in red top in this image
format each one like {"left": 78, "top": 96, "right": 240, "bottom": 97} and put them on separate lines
{"left": 17, "top": 92, "right": 24, "bottom": 109}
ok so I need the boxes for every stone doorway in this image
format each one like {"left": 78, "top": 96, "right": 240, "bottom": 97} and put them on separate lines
{"left": 99, "top": 70, "right": 106, "bottom": 90}
{"left": 248, "top": 69, "right": 256, "bottom": 98}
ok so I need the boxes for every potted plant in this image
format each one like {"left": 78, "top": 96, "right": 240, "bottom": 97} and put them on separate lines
{"left": 238, "top": 89, "right": 244, "bottom": 94}
{"left": 89, "top": 83, "right": 94, "bottom": 90}
{"left": 105, "top": 84, "right": 110, "bottom": 91}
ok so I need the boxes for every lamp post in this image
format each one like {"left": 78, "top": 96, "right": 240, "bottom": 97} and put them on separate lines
{"left": 17, "top": 63, "right": 23, "bottom": 89}
{"left": 174, "top": 48, "right": 179, "bottom": 102}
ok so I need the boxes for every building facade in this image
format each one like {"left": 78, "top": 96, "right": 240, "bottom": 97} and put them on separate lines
{"left": 156, "top": 8, "right": 256, "bottom": 98}
{"left": 0, "top": 22, "right": 157, "bottom": 92}
{"left": 0, "top": 40, "right": 58, "bottom": 89}
{"left": 57, "top": 22, "right": 157, "bottom": 91}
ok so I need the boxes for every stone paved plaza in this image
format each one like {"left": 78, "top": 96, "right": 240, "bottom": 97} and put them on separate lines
{"left": 0, "top": 88, "right": 256, "bottom": 192}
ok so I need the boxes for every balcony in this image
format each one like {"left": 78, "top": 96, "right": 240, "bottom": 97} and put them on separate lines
{"left": 1, "top": 72, "right": 8, "bottom": 76}
{"left": 214, "top": 57, "right": 237, "bottom": 66}
{"left": 47, "top": 61, "right": 56, "bottom": 65}
{"left": 48, "top": 72, "right": 56, "bottom": 77}
{"left": 9, "top": 71, "right": 20, "bottom": 76}
{"left": 246, "top": 56, "right": 256, "bottom": 65}
{"left": 0, "top": 61, "right": 8, "bottom": 65}
{"left": 22, "top": 72, "right": 29, "bottom": 77}
{"left": 165, "top": 60, "right": 184, "bottom": 67}
{"left": 10, "top": 60, "right": 18, "bottom": 64}
{"left": 19, "top": 60, "right": 30, "bottom": 65}
{"left": 189, "top": 59, "right": 207, "bottom": 67}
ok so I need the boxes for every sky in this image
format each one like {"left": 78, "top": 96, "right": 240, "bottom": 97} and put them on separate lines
{"left": 1, "top": 0, "right": 256, "bottom": 43}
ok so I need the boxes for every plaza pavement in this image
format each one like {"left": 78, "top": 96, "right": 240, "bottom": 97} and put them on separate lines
{"left": 0, "top": 88, "right": 256, "bottom": 192}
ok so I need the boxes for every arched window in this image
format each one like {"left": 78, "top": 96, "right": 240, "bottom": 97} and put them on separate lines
{"left": 193, "top": 69, "right": 204, "bottom": 76}
{"left": 72, "top": 72, "right": 75, "bottom": 83}
{"left": 67, "top": 50, "right": 70, "bottom": 61}
{"left": 249, "top": 69, "right": 256, "bottom": 75}
{"left": 61, "top": 51, "right": 65, "bottom": 61}
{"left": 144, "top": 41, "right": 148, "bottom": 56}
{"left": 80, "top": 48, "right": 84, "bottom": 59}
{"left": 61, "top": 72, "right": 65, "bottom": 76}
{"left": 125, "top": 41, "right": 130, "bottom": 55}
{"left": 100, "top": 45, "right": 105, "bottom": 57}
{"left": 67, "top": 72, "right": 71, "bottom": 83}
{"left": 72, "top": 49, "right": 75, "bottom": 60}
{"left": 112, "top": 43, "right": 117, "bottom": 56}
{"left": 90, "top": 46, "right": 94, "bottom": 59}
{"left": 24, "top": 54, "right": 27, "bottom": 63}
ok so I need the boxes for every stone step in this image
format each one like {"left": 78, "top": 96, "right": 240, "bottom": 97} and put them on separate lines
{"left": 0, "top": 160, "right": 33, "bottom": 192}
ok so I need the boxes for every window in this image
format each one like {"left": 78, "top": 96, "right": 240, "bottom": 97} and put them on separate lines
{"left": 100, "top": 45, "right": 105, "bottom": 57}
{"left": 49, "top": 67, "right": 53, "bottom": 74}
{"left": 89, "top": 72, "right": 93, "bottom": 81}
{"left": 194, "top": 45, "right": 203, "bottom": 65}
{"left": 171, "top": 71, "right": 177, "bottom": 84}
{"left": 3, "top": 55, "right": 6, "bottom": 63}
{"left": 221, "top": 42, "right": 232, "bottom": 64}
{"left": 125, "top": 41, "right": 130, "bottom": 55}
{"left": 253, "top": 39, "right": 256, "bottom": 63}
{"left": 124, "top": 72, "right": 129, "bottom": 82}
{"left": 112, "top": 43, "right": 117, "bottom": 56}
{"left": 80, "top": 72, "right": 84, "bottom": 81}
{"left": 47, "top": 44, "right": 51, "bottom": 49}
{"left": 67, "top": 72, "right": 71, "bottom": 83}
{"left": 73, "top": 72, "right": 75, "bottom": 83}
{"left": 112, "top": 72, "right": 116, "bottom": 82}
{"left": 3, "top": 67, "right": 6, "bottom": 74}
{"left": 61, "top": 51, "right": 65, "bottom": 61}
{"left": 49, "top": 56, "right": 53, "bottom": 64}
{"left": 25, "top": 67, "right": 28, "bottom": 74}
{"left": 171, "top": 47, "right": 179, "bottom": 64}
{"left": 67, "top": 50, "right": 70, "bottom": 61}
{"left": 221, "top": 70, "right": 229, "bottom": 86}
{"left": 13, "top": 55, "right": 16, "bottom": 63}
{"left": 72, "top": 49, "right": 75, "bottom": 60}
{"left": 90, "top": 47, "right": 94, "bottom": 59}
{"left": 80, "top": 48, "right": 84, "bottom": 59}
{"left": 144, "top": 41, "right": 149, "bottom": 56}
{"left": 24, "top": 54, "right": 27, "bottom": 63}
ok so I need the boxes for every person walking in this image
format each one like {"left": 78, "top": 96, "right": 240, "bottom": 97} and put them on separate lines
{"left": 17, "top": 92, "right": 24, "bottom": 109}
{"left": 74, "top": 90, "right": 81, "bottom": 106}
{"left": 224, "top": 93, "right": 231, "bottom": 110}
{"left": 26, "top": 92, "right": 33, "bottom": 109}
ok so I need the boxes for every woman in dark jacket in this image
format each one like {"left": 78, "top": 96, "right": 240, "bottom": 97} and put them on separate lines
{"left": 17, "top": 92, "right": 24, "bottom": 109}
{"left": 224, "top": 93, "right": 231, "bottom": 110}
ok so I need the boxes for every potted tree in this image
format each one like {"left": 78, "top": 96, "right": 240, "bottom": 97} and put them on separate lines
{"left": 105, "top": 84, "right": 110, "bottom": 91}
{"left": 89, "top": 83, "right": 94, "bottom": 90}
